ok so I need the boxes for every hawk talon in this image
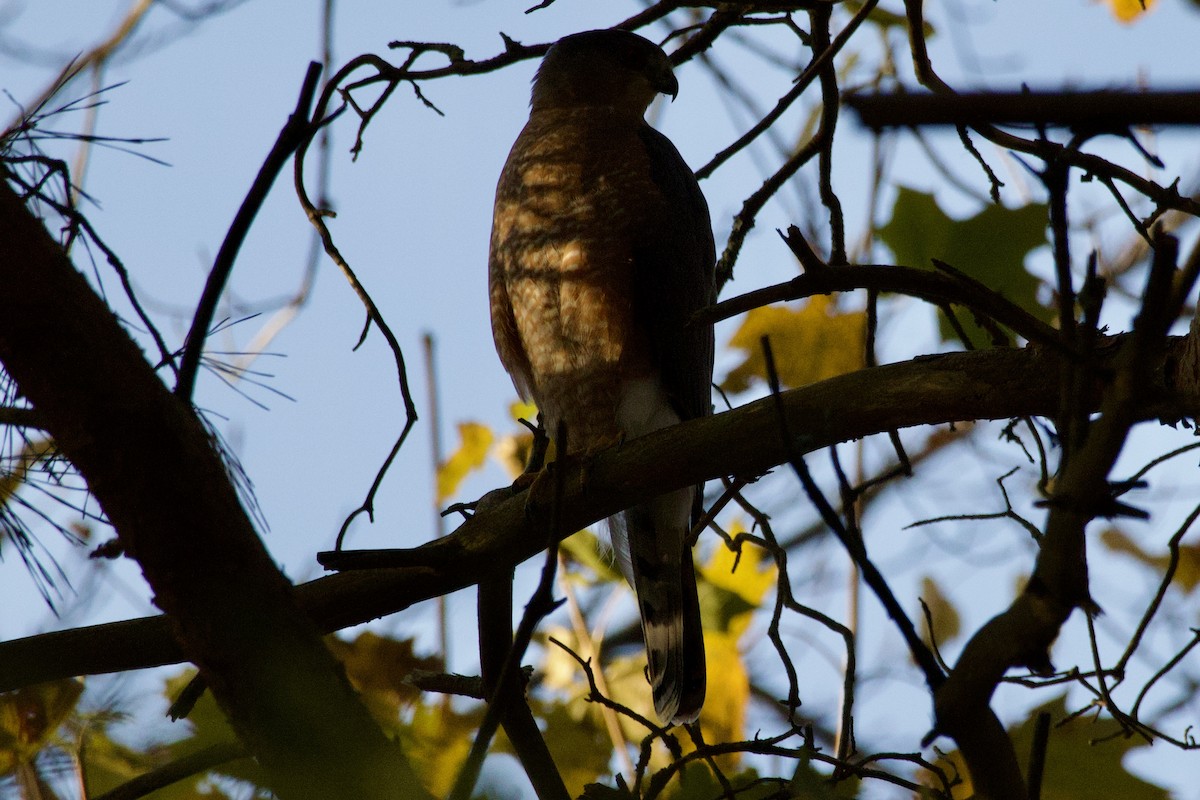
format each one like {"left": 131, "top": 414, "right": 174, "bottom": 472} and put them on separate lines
{"left": 470, "top": 464, "right": 543, "bottom": 519}
{"left": 574, "top": 432, "right": 624, "bottom": 491}
{"left": 518, "top": 466, "right": 552, "bottom": 521}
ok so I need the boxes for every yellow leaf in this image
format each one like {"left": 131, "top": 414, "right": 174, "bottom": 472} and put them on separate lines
{"left": 721, "top": 298, "right": 866, "bottom": 394}
{"left": 1173, "top": 544, "right": 1200, "bottom": 592}
{"left": 1102, "top": 527, "right": 1153, "bottom": 562}
{"left": 919, "top": 575, "right": 961, "bottom": 647}
{"left": 545, "top": 625, "right": 752, "bottom": 775}
{"left": 491, "top": 401, "right": 540, "bottom": 478}
{"left": 545, "top": 528, "right": 767, "bottom": 770}
{"left": 1101, "top": 527, "right": 1200, "bottom": 594}
{"left": 602, "top": 654, "right": 663, "bottom": 744}
{"left": 436, "top": 421, "right": 493, "bottom": 503}
{"left": 0, "top": 679, "right": 83, "bottom": 775}
{"left": 539, "top": 625, "right": 586, "bottom": 694}
{"left": 493, "top": 431, "right": 534, "bottom": 479}
{"left": 398, "top": 702, "right": 482, "bottom": 798}
{"left": 700, "top": 529, "right": 775, "bottom": 605}
{"left": 0, "top": 438, "right": 55, "bottom": 507}
{"left": 693, "top": 524, "right": 768, "bottom": 754}
{"left": 697, "top": 631, "right": 749, "bottom": 766}
{"left": 698, "top": 525, "right": 777, "bottom": 639}
{"left": 327, "top": 632, "right": 442, "bottom": 729}
{"left": 539, "top": 627, "right": 657, "bottom": 731}
{"left": 509, "top": 399, "right": 538, "bottom": 423}
{"left": 1102, "top": 0, "right": 1155, "bottom": 23}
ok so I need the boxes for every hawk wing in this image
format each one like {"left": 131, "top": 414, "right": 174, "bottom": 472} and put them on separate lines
{"left": 633, "top": 124, "right": 716, "bottom": 428}
{"left": 619, "top": 123, "right": 714, "bottom": 724}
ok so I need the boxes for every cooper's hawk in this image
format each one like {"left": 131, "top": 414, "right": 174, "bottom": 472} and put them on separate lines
{"left": 489, "top": 29, "right": 715, "bottom": 725}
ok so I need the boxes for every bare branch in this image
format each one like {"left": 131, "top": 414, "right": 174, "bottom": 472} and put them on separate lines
{"left": 176, "top": 61, "right": 323, "bottom": 400}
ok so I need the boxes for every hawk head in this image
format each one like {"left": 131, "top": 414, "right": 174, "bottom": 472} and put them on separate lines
{"left": 531, "top": 29, "right": 679, "bottom": 115}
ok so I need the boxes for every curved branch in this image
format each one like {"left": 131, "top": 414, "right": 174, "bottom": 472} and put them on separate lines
{"left": 176, "top": 61, "right": 323, "bottom": 400}
{"left": 901, "top": 0, "right": 1200, "bottom": 221}
{"left": 929, "top": 231, "right": 1196, "bottom": 800}
{"left": 3, "top": 337, "right": 1197, "bottom": 692}
{"left": 695, "top": 0, "right": 879, "bottom": 180}
{"left": 703, "top": 248, "right": 1066, "bottom": 352}
{"left": 293, "top": 59, "right": 419, "bottom": 548}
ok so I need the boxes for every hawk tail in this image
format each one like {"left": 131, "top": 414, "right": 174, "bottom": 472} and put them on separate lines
{"left": 621, "top": 491, "right": 706, "bottom": 725}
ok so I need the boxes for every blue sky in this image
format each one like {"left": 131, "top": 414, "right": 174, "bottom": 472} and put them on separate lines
{"left": 3, "top": 1, "right": 1199, "bottom": 796}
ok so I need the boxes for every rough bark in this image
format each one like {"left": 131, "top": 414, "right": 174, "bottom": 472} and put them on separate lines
{"left": 0, "top": 176, "right": 429, "bottom": 800}
{"left": 3, "top": 332, "right": 1196, "bottom": 694}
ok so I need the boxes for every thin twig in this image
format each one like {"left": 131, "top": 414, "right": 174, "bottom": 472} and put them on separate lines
{"left": 556, "top": 551, "right": 637, "bottom": 779}
{"left": 293, "top": 58, "right": 419, "bottom": 549}
{"left": 176, "top": 61, "right": 323, "bottom": 400}
{"left": 90, "top": 741, "right": 248, "bottom": 800}
{"left": 759, "top": 335, "right": 944, "bottom": 689}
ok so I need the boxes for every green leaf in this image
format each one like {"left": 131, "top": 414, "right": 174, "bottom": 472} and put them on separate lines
{"left": 879, "top": 187, "right": 1051, "bottom": 347}
{"left": 515, "top": 700, "right": 612, "bottom": 798}
{"left": 696, "top": 582, "right": 756, "bottom": 638}
{"left": 79, "top": 677, "right": 249, "bottom": 799}
{"left": 919, "top": 575, "right": 962, "bottom": 647}
{"left": 560, "top": 529, "right": 625, "bottom": 584}
{"left": 162, "top": 672, "right": 266, "bottom": 792}
{"left": 662, "top": 765, "right": 789, "bottom": 800}
{"left": 82, "top": 727, "right": 238, "bottom": 800}
{"left": 1012, "top": 696, "right": 1168, "bottom": 800}
{"left": 926, "top": 694, "right": 1170, "bottom": 799}
{"left": 581, "top": 783, "right": 636, "bottom": 799}
{"left": 789, "top": 759, "right": 861, "bottom": 798}
{"left": 697, "top": 529, "right": 777, "bottom": 638}
{"left": 0, "top": 679, "right": 83, "bottom": 775}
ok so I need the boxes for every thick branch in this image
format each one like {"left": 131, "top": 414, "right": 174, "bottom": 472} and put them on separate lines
{"left": 3, "top": 338, "right": 1197, "bottom": 691}
{"left": 0, "top": 176, "right": 428, "bottom": 800}
{"left": 930, "top": 234, "right": 1193, "bottom": 800}
{"left": 0, "top": 405, "right": 43, "bottom": 428}
{"left": 846, "top": 90, "right": 1200, "bottom": 130}
{"left": 900, "top": 0, "right": 1200, "bottom": 220}
{"left": 703, "top": 253, "right": 1064, "bottom": 351}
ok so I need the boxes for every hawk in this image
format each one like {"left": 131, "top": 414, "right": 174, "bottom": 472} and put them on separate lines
{"left": 489, "top": 29, "right": 715, "bottom": 725}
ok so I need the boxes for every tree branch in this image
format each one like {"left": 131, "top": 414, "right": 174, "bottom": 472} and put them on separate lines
{"left": 3, "top": 338, "right": 1197, "bottom": 692}
{"left": 175, "top": 61, "right": 323, "bottom": 400}
{"left": 703, "top": 233, "right": 1066, "bottom": 352}
{"left": 846, "top": 90, "right": 1200, "bottom": 130}
{"left": 928, "top": 231, "right": 1196, "bottom": 800}
{"left": 0, "top": 173, "right": 428, "bottom": 800}
{"left": 900, "top": 0, "right": 1200, "bottom": 221}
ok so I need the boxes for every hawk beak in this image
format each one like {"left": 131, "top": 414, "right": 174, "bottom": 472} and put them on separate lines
{"left": 655, "top": 68, "right": 679, "bottom": 102}
{"left": 664, "top": 75, "right": 679, "bottom": 102}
